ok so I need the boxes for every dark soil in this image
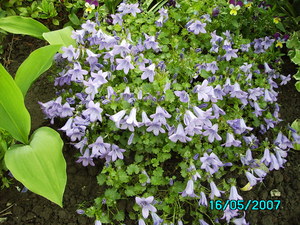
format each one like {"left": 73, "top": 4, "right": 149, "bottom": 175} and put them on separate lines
{"left": 1, "top": 34, "right": 300, "bottom": 225}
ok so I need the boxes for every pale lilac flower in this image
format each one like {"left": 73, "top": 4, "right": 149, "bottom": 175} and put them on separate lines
{"left": 150, "top": 106, "right": 171, "bottom": 125}
{"left": 151, "top": 212, "right": 163, "bottom": 225}
{"left": 187, "top": 164, "right": 201, "bottom": 181}
{"left": 222, "top": 132, "right": 241, "bottom": 147}
{"left": 83, "top": 78, "right": 101, "bottom": 99}
{"left": 111, "top": 13, "right": 123, "bottom": 26}
{"left": 82, "top": 100, "right": 103, "bottom": 122}
{"left": 230, "top": 82, "right": 248, "bottom": 99}
{"left": 128, "top": 133, "right": 134, "bottom": 145}
{"left": 194, "top": 80, "right": 214, "bottom": 102}
{"left": 245, "top": 171, "right": 263, "bottom": 189}
{"left": 81, "top": 20, "right": 97, "bottom": 33}
{"left": 143, "top": 34, "right": 160, "bottom": 51}
{"left": 261, "top": 36, "right": 275, "bottom": 50}
{"left": 141, "top": 111, "right": 152, "bottom": 126}
{"left": 125, "top": 107, "right": 140, "bottom": 127}
{"left": 108, "top": 144, "right": 126, "bottom": 162}
{"left": 229, "top": 186, "right": 243, "bottom": 200}
{"left": 107, "top": 86, "right": 117, "bottom": 100}
{"left": 155, "top": 16, "right": 164, "bottom": 27}
{"left": 252, "top": 102, "right": 264, "bottom": 117}
{"left": 116, "top": 56, "right": 134, "bottom": 74}
{"left": 240, "top": 63, "right": 252, "bottom": 73}
{"left": 199, "top": 192, "right": 208, "bottom": 206}
{"left": 221, "top": 206, "right": 239, "bottom": 224}
{"left": 223, "top": 48, "right": 238, "bottom": 61}
{"left": 74, "top": 137, "right": 87, "bottom": 152}
{"left": 223, "top": 78, "right": 233, "bottom": 94}
{"left": 60, "top": 102, "right": 75, "bottom": 118}
{"left": 174, "top": 90, "right": 190, "bottom": 103}
{"left": 95, "top": 220, "right": 102, "bottom": 225}
{"left": 233, "top": 212, "right": 249, "bottom": 225}
{"left": 269, "top": 153, "right": 279, "bottom": 171}
{"left": 203, "top": 124, "right": 222, "bottom": 143}
{"left": 62, "top": 45, "right": 80, "bottom": 61}
{"left": 212, "top": 104, "right": 225, "bottom": 119}
{"left": 118, "top": 3, "right": 141, "bottom": 17}
{"left": 210, "top": 181, "right": 224, "bottom": 199}
{"left": 240, "top": 43, "right": 250, "bottom": 52}
{"left": 248, "top": 87, "right": 264, "bottom": 101}
{"left": 76, "top": 149, "right": 95, "bottom": 166}
{"left": 213, "top": 84, "right": 226, "bottom": 100}
{"left": 169, "top": 123, "right": 192, "bottom": 143}
{"left": 110, "top": 110, "right": 126, "bottom": 128}
{"left": 210, "top": 30, "right": 223, "bottom": 45}
{"left": 254, "top": 168, "right": 267, "bottom": 179}
{"left": 280, "top": 74, "right": 291, "bottom": 85}
{"left": 187, "top": 20, "right": 207, "bottom": 34}
{"left": 89, "top": 136, "right": 111, "bottom": 157}
{"left": 140, "top": 63, "right": 156, "bottom": 82}
{"left": 206, "top": 61, "right": 219, "bottom": 74}
{"left": 146, "top": 122, "right": 165, "bottom": 136}
{"left": 199, "top": 220, "right": 210, "bottom": 225}
{"left": 240, "top": 149, "right": 257, "bottom": 167}
{"left": 260, "top": 148, "right": 271, "bottom": 166}
{"left": 135, "top": 196, "right": 157, "bottom": 219}
{"left": 180, "top": 180, "right": 198, "bottom": 197}
{"left": 69, "top": 61, "right": 88, "bottom": 81}
{"left": 113, "top": 39, "right": 130, "bottom": 57}
{"left": 200, "top": 152, "right": 223, "bottom": 175}
{"left": 139, "top": 219, "right": 146, "bottom": 225}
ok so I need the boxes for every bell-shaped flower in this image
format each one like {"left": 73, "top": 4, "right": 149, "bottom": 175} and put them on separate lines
{"left": 222, "top": 132, "right": 241, "bottom": 147}
{"left": 210, "top": 181, "right": 224, "bottom": 199}
{"left": 109, "top": 110, "right": 126, "bottom": 128}
{"left": 140, "top": 63, "right": 156, "bottom": 82}
{"left": 107, "top": 144, "right": 126, "bottom": 162}
{"left": 146, "top": 122, "right": 165, "bottom": 136}
{"left": 169, "top": 123, "right": 192, "bottom": 143}
{"left": 82, "top": 100, "right": 103, "bottom": 122}
{"left": 200, "top": 152, "right": 223, "bottom": 175}
{"left": 141, "top": 111, "right": 152, "bottom": 126}
{"left": 88, "top": 136, "right": 111, "bottom": 157}
{"left": 199, "top": 191, "right": 208, "bottom": 206}
{"left": 174, "top": 90, "right": 190, "bottom": 103}
{"left": 180, "top": 180, "right": 198, "bottom": 197}
{"left": 229, "top": 186, "right": 243, "bottom": 200}
{"left": 203, "top": 124, "right": 222, "bottom": 143}
{"left": 245, "top": 171, "right": 263, "bottom": 189}
{"left": 187, "top": 20, "right": 207, "bottom": 34}
{"left": 116, "top": 56, "right": 134, "bottom": 74}
{"left": 126, "top": 107, "right": 140, "bottom": 127}
{"left": 151, "top": 212, "right": 163, "bottom": 225}
{"left": 150, "top": 106, "right": 171, "bottom": 125}
{"left": 135, "top": 196, "right": 157, "bottom": 219}
{"left": 76, "top": 149, "right": 95, "bottom": 166}
{"left": 194, "top": 80, "right": 213, "bottom": 102}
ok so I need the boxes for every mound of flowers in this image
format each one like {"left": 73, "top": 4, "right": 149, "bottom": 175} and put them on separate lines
{"left": 40, "top": 0, "right": 298, "bottom": 224}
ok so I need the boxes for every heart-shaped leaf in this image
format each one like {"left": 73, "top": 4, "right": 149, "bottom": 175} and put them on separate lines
{"left": 4, "top": 127, "right": 66, "bottom": 207}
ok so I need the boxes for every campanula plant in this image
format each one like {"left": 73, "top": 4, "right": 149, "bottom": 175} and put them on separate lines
{"left": 40, "top": 0, "right": 297, "bottom": 223}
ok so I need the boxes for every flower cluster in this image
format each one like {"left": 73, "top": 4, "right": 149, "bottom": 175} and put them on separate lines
{"left": 42, "top": 0, "right": 295, "bottom": 224}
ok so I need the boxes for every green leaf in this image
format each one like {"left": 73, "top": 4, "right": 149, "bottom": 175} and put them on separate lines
{"left": 97, "top": 174, "right": 106, "bottom": 185}
{"left": 4, "top": 127, "right": 66, "bottom": 207}
{"left": 291, "top": 119, "right": 300, "bottom": 150}
{"left": 52, "top": 19, "right": 59, "bottom": 26}
{"left": 105, "top": 188, "right": 121, "bottom": 201}
{"left": 286, "top": 32, "right": 300, "bottom": 49}
{"left": 292, "top": 49, "right": 300, "bottom": 65}
{"left": 135, "top": 154, "right": 144, "bottom": 163}
{"left": 165, "top": 89, "right": 175, "bottom": 103}
{"left": 15, "top": 45, "right": 62, "bottom": 98}
{"left": 114, "top": 210, "right": 125, "bottom": 221}
{"left": 118, "top": 170, "right": 129, "bottom": 183}
{"left": 127, "top": 164, "right": 140, "bottom": 175}
{"left": 43, "top": 26, "right": 77, "bottom": 53}
{"left": 125, "top": 186, "right": 135, "bottom": 196}
{"left": 69, "top": 13, "right": 80, "bottom": 25}
{"left": 0, "top": 64, "right": 30, "bottom": 144}
{"left": 139, "top": 173, "right": 148, "bottom": 183}
{"left": 0, "top": 16, "right": 49, "bottom": 39}
{"left": 41, "top": 0, "right": 49, "bottom": 13}
{"left": 296, "top": 81, "right": 300, "bottom": 92}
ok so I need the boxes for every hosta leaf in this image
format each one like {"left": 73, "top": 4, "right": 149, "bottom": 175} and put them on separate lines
{"left": 4, "top": 127, "right": 66, "bottom": 207}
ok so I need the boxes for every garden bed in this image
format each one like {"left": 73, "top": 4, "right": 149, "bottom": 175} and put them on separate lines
{"left": 0, "top": 29, "right": 300, "bottom": 225}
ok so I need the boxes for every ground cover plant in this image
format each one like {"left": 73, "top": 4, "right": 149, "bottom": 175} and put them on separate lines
{"left": 36, "top": 0, "right": 300, "bottom": 224}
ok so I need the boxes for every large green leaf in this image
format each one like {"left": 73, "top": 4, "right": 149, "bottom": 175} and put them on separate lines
{"left": 0, "top": 16, "right": 49, "bottom": 39}
{"left": 0, "top": 64, "right": 30, "bottom": 144}
{"left": 4, "top": 127, "right": 66, "bottom": 207}
{"left": 15, "top": 44, "right": 62, "bottom": 98}
{"left": 43, "top": 26, "right": 77, "bottom": 52}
